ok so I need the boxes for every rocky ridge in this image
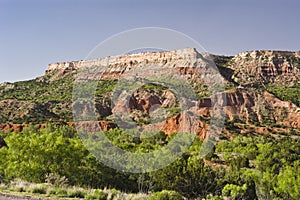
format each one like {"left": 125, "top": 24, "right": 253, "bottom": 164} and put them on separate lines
{"left": 230, "top": 50, "right": 300, "bottom": 86}
{"left": 46, "top": 48, "right": 201, "bottom": 78}
{"left": 0, "top": 48, "right": 299, "bottom": 137}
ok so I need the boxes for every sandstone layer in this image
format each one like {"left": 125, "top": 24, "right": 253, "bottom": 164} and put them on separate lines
{"left": 1, "top": 48, "right": 299, "bottom": 138}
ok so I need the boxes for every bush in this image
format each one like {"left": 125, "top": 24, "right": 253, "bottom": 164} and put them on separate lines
{"left": 85, "top": 189, "right": 108, "bottom": 200}
{"left": 222, "top": 184, "right": 247, "bottom": 199}
{"left": 47, "top": 188, "right": 56, "bottom": 195}
{"left": 45, "top": 173, "right": 68, "bottom": 187}
{"left": 107, "top": 188, "right": 120, "bottom": 200}
{"left": 206, "top": 194, "right": 223, "bottom": 200}
{"left": 0, "top": 183, "right": 9, "bottom": 191}
{"left": 55, "top": 188, "right": 68, "bottom": 197}
{"left": 15, "top": 187, "right": 26, "bottom": 192}
{"left": 31, "top": 186, "right": 47, "bottom": 194}
{"left": 149, "top": 190, "right": 184, "bottom": 200}
{"left": 68, "top": 189, "right": 86, "bottom": 198}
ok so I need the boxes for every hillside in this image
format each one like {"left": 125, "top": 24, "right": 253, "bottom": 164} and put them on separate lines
{"left": 0, "top": 48, "right": 299, "bottom": 137}
{"left": 1, "top": 48, "right": 300, "bottom": 200}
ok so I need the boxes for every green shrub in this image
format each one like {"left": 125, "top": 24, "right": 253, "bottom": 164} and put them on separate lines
{"left": 206, "top": 194, "right": 223, "bottom": 200}
{"left": 222, "top": 184, "right": 247, "bottom": 199}
{"left": 45, "top": 173, "right": 68, "bottom": 187}
{"left": 68, "top": 189, "right": 86, "bottom": 198}
{"left": 15, "top": 187, "right": 26, "bottom": 192}
{"left": 149, "top": 190, "right": 184, "bottom": 200}
{"left": 0, "top": 184, "right": 8, "bottom": 191}
{"left": 55, "top": 188, "right": 68, "bottom": 197}
{"left": 267, "top": 84, "right": 300, "bottom": 107}
{"left": 85, "top": 194, "right": 96, "bottom": 200}
{"left": 107, "top": 188, "right": 120, "bottom": 200}
{"left": 47, "top": 188, "right": 56, "bottom": 195}
{"left": 96, "top": 190, "right": 109, "bottom": 200}
{"left": 85, "top": 189, "right": 108, "bottom": 200}
{"left": 31, "top": 186, "right": 47, "bottom": 194}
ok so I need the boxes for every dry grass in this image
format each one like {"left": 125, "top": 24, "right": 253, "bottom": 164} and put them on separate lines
{"left": 0, "top": 179, "right": 151, "bottom": 200}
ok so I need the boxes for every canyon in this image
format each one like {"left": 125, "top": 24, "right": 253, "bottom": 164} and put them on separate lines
{"left": 0, "top": 48, "right": 299, "bottom": 138}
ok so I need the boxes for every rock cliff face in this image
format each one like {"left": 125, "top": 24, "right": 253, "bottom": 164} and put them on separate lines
{"left": 1, "top": 48, "right": 300, "bottom": 137}
{"left": 46, "top": 48, "right": 200, "bottom": 75}
{"left": 230, "top": 50, "right": 300, "bottom": 86}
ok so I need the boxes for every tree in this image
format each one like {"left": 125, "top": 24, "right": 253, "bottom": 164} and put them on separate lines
{"left": 150, "top": 154, "right": 217, "bottom": 198}
{"left": 222, "top": 183, "right": 247, "bottom": 199}
{"left": 274, "top": 165, "right": 300, "bottom": 200}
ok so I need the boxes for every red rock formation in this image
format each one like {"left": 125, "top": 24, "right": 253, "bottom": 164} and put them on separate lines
{"left": 2, "top": 48, "right": 299, "bottom": 138}
{"left": 231, "top": 50, "right": 300, "bottom": 85}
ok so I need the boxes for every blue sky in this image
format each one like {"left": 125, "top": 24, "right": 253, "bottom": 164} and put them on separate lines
{"left": 1, "top": 0, "right": 300, "bottom": 83}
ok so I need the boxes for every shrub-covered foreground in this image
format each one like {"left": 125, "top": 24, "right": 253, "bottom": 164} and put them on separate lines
{"left": 0, "top": 125, "right": 299, "bottom": 199}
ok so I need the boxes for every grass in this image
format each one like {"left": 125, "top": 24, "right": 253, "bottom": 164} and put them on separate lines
{"left": 0, "top": 180, "right": 151, "bottom": 200}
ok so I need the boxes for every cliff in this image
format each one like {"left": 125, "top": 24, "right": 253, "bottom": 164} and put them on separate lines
{"left": 230, "top": 50, "right": 300, "bottom": 86}
{"left": 0, "top": 48, "right": 299, "bottom": 137}
{"left": 46, "top": 48, "right": 200, "bottom": 74}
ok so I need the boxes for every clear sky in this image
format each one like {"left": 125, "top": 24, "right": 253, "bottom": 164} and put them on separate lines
{"left": 1, "top": 0, "right": 300, "bottom": 83}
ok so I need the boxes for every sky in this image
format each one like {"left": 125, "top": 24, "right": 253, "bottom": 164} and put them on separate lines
{"left": 1, "top": 0, "right": 300, "bottom": 83}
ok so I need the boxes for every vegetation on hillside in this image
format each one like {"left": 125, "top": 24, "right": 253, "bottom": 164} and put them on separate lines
{"left": 0, "top": 74, "right": 119, "bottom": 123}
{"left": 0, "top": 125, "right": 299, "bottom": 199}
{"left": 286, "top": 55, "right": 300, "bottom": 69}
{"left": 267, "top": 82, "right": 300, "bottom": 107}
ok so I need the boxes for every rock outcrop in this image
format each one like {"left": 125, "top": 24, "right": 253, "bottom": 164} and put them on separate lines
{"left": 46, "top": 48, "right": 200, "bottom": 75}
{"left": 230, "top": 50, "right": 300, "bottom": 86}
{"left": 1, "top": 48, "right": 299, "bottom": 137}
